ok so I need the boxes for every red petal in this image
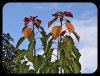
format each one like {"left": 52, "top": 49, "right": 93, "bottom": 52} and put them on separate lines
{"left": 24, "top": 22, "right": 29, "bottom": 25}
{"left": 24, "top": 17, "right": 30, "bottom": 22}
{"left": 64, "top": 12, "right": 73, "bottom": 17}
{"left": 29, "top": 16, "right": 38, "bottom": 21}
{"left": 48, "top": 18, "right": 57, "bottom": 28}
{"left": 24, "top": 17, "right": 30, "bottom": 25}
{"left": 57, "top": 12, "right": 63, "bottom": 14}
{"left": 35, "top": 19, "right": 41, "bottom": 28}
{"left": 60, "top": 16, "right": 64, "bottom": 22}
{"left": 61, "top": 31, "right": 66, "bottom": 36}
{"left": 33, "top": 16, "right": 38, "bottom": 21}
{"left": 30, "top": 16, "right": 33, "bottom": 21}
{"left": 52, "top": 12, "right": 59, "bottom": 18}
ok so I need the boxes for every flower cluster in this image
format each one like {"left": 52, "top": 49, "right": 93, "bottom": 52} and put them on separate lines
{"left": 22, "top": 16, "right": 41, "bottom": 37}
{"left": 52, "top": 11, "right": 73, "bottom": 18}
{"left": 52, "top": 11, "right": 73, "bottom": 22}
{"left": 24, "top": 16, "right": 41, "bottom": 28}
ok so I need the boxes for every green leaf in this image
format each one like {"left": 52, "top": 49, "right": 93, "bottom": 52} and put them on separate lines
{"left": 26, "top": 50, "right": 33, "bottom": 62}
{"left": 64, "top": 65, "right": 73, "bottom": 74}
{"left": 40, "top": 26, "right": 46, "bottom": 37}
{"left": 26, "top": 41, "right": 34, "bottom": 62}
{"left": 28, "top": 70, "right": 35, "bottom": 74}
{"left": 65, "top": 36, "right": 74, "bottom": 48}
{"left": 39, "top": 54, "right": 52, "bottom": 73}
{"left": 28, "top": 30, "right": 34, "bottom": 42}
{"left": 47, "top": 49, "right": 54, "bottom": 57}
{"left": 46, "top": 33, "right": 51, "bottom": 40}
{"left": 72, "top": 57, "right": 81, "bottom": 73}
{"left": 16, "top": 50, "right": 26, "bottom": 64}
{"left": 40, "top": 38, "right": 46, "bottom": 50}
{"left": 59, "top": 50, "right": 73, "bottom": 73}
{"left": 72, "top": 46, "right": 81, "bottom": 61}
{"left": 16, "top": 37, "right": 25, "bottom": 48}
{"left": 40, "top": 33, "right": 51, "bottom": 51}
{"left": 73, "top": 31, "right": 80, "bottom": 42}
{"left": 19, "top": 61, "right": 29, "bottom": 73}
{"left": 28, "top": 41, "right": 34, "bottom": 51}
{"left": 33, "top": 55, "right": 44, "bottom": 72}
{"left": 52, "top": 62, "right": 59, "bottom": 73}
{"left": 61, "top": 36, "right": 74, "bottom": 58}
{"left": 59, "top": 49, "right": 65, "bottom": 65}
{"left": 44, "top": 38, "right": 53, "bottom": 54}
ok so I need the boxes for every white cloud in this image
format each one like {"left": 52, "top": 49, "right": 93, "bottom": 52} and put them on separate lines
{"left": 71, "top": 14, "right": 97, "bottom": 73}
{"left": 79, "top": 47, "right": 97, "bottom": 73}
{"left": 32, "top": 3, "right": 75, "bottom": 10}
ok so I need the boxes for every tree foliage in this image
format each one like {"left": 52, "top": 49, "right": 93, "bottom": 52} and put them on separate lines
{"left": 2, "top": 33, "right": 19, "bottom": 73}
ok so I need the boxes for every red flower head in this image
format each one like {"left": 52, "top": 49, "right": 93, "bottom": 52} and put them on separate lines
{"left": 64, "top": 11, "right": 73, "bottom": 17}
{"left": 29, "top": 16, "right": 33, "bottom": 21}
{"left": 57, "top": 12, "right": 63, "bottom": 15}
{"left": 30, "top": 16, "right": 38, "bottom": 21}
{"left": 52, "top": 13, "right": 59, "bottom": 18}
{"left": 35, "top": 19, "right": 41, "bottom": 28}
{"left": 52, "top": 12, "right": 63, "bottom": 18}
{"left": 24, "top": 16, "right": 38, "bottom": 25}
{"left": 24, "top": 17, "right": 30, "bottom": 25}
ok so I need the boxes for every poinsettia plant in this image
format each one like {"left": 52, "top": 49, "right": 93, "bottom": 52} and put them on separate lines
{"left": 16, "top": 11, "right": 81, "bottom": 74}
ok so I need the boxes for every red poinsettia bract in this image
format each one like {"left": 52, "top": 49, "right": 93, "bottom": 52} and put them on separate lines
{"left": 35, "top": 19, "right": 41, "bottom": 28}
{"left": 24, "top": 16, "right": 41, "bottom": 28}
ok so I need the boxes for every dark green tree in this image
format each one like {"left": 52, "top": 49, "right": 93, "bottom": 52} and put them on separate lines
{"left": 2, "top": 33, "right": 19, "bottom": 73}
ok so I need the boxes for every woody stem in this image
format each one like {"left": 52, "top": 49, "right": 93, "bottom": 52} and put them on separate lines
{"left": 33, "top": 23, "right": 36, "bottom": 56}
{"left": 60, "top": 21, "right": 63, "bottom": 73}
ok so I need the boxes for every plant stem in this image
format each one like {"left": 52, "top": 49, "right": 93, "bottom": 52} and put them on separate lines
{"left": 33, "top": 23, "right": 36, "bottom": 56}
{"left": 60, "top": 21, "right": 63, "bottom": 73}
{"left": 57, "top": 35, "right": 59, "bottom": 73}
{"left": 32, "top": 23, "right": 37, "bottom": 73}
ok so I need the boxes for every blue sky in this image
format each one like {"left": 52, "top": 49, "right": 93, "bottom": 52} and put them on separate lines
{"left": 3, "top": 3, "right": 97, "bottom": 73}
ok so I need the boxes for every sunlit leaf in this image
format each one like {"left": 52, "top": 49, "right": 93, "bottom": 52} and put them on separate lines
{"left": 22, "top": 26, "right": 28, "bottom": 33}
{"left": 73, "top": 31, "right": 80, "bottom": 42}
{"left": 65, "top": 21, "right": 74, "bottom": 33}
{"left": 51, "top": 26, "right": 62, "bottom": 39}
{"left": 23, "top": 27, "right": 32, "bottom": 37}
{"left": 48, "top": 18, "right": 57, "bottom": 28}
{"left": 16, "top": 37, "right": 25, "bottom": 49}
{"left": 16, "top": 50, "right": 26, "bottom": 64}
